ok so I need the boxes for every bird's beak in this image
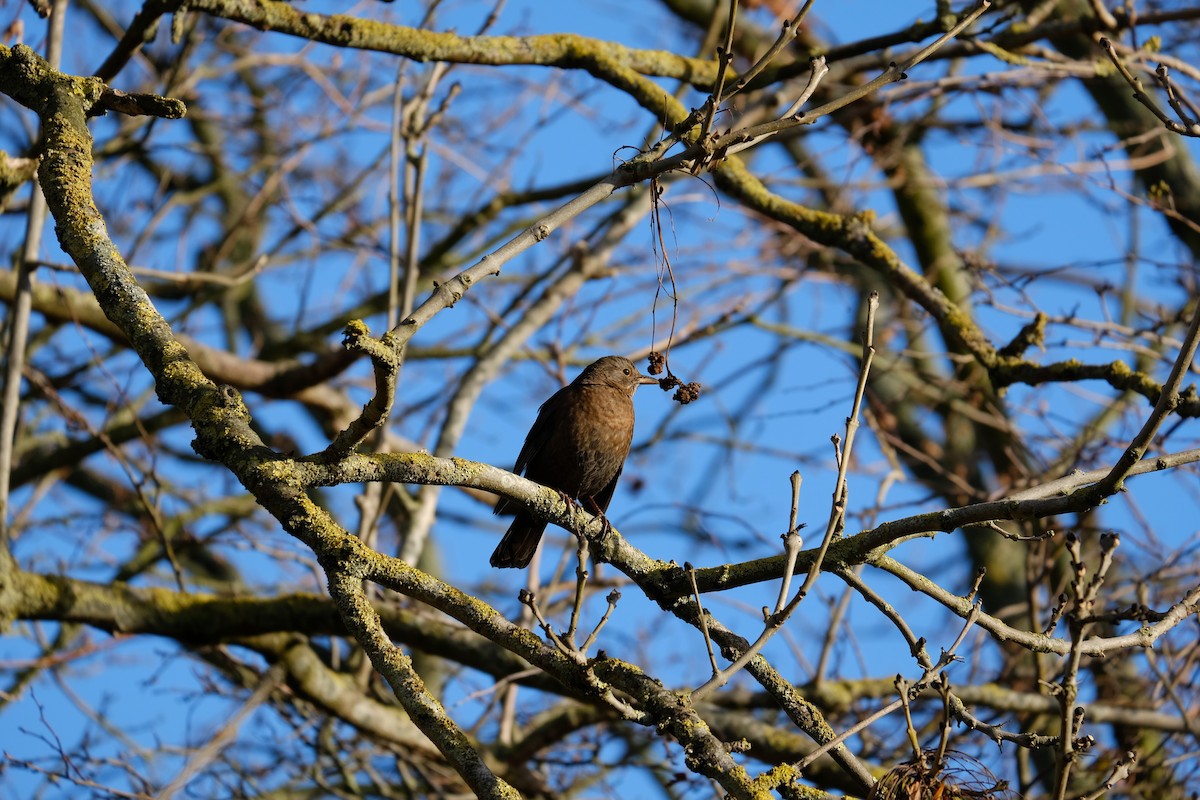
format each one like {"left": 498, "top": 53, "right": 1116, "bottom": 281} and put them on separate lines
{"left": 637, "top": 374, "right": 659, "bottom": 385}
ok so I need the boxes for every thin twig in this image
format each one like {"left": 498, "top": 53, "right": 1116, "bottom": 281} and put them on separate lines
{"left": 709, "top": 1, "right": 991, "bottom": 152}
{"left": 933, "top": 677, "right": 953, "bottom": 771}
{"left": 835, "top": 566, "right": 931, "bottom": 669}
{"left": 1087, "top": 0, "right": 1119, "bottom": 30}
{"left": 700, "top": 0, "right": 739, "bottom": 141}
{"left": 690, "top": 295, "right": 880, "bottom": 701}
{"left": 579, "top": 589, "right": 621, "bottom": 654}
{"left": 798, "top": 291, "right": 879, "bottom": 599}
{"left": 0, "top": 0, "right": 69, "bottom": 561}
{"left": 157, "top": 663, "right": 284, "bottom": 798}
{"left": 1095, "top": 299, "right": 1200, "bottom": 494}
{"left": 519, "top": 589, "right": 572, "bottom": 658}
{"left": 726, "top": 56, "right": 830, "bottom": 159}
{"left": 814, "top": 572, "right": 857, "bottom": 683}
{"left": 689, "top": 563, "right": 720, "bottom": 675}
{"left": 896, "top": 676, "right": 925, "bottom": 764}
{"left": 779, "top": 56, "right": 829, "bottom": 119}
{"left": 792, "top": 604, "right": 982, "bottom": 773}
{"left": 1078, "top": 751, "right": 1137, "bottom": 800}
{"left": 1100, "top": 38, "right": 1200, "bottom": 137}
{"left": 563, "top": 532, "right": 591, "bottom": 650}
{"left": 1155, "top": 65, "right": 1199, "bottom": 131}
{"left": 772, "top": 471, "right": 804, "bottom": 614}
{"left": 388, "top": 63, "right": 407, "bottom": 331}
{"left": 731, "top": 0, "right": 818, "bottom": 94}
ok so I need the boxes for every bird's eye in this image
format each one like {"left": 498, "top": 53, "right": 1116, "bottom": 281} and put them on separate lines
{"left": 623, "top": 368, "right": 630, "bottom": 375}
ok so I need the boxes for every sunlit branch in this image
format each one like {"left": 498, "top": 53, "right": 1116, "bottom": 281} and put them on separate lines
{"left": 1101, "top": 37, "right": 1200, "bottom": 137}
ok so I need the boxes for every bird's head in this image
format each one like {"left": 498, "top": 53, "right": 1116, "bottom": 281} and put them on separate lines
{"left": 575, "top": 355, "right": 658, "bottom": 395}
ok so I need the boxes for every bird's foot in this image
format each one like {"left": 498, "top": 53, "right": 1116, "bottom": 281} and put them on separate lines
{"left": 554, "top": 489, "right": 581, "bottom": 512}
{"left": 582, "top": 497, "right": 613, "bottom": 543}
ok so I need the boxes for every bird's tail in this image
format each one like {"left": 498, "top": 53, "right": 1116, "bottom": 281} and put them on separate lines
{"left": 490, "top": 512, "right": 547, "bottom": 568}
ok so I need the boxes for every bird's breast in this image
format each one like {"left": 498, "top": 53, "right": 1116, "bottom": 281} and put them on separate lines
{"left": 528, "top": 385, "right": 635, "bottom": 497}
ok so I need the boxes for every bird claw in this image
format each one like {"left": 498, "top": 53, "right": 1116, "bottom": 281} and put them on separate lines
{"left": 555, "top": 489, "right": 580, "bottom": 511}
{"left": 583, "top": 497, "right": 613, "bottom": 543}
{"left": 596, "top": 515, "right": 613, "bottom": 543}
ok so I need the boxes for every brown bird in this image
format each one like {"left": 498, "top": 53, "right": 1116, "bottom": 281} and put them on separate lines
{"left": 491, "top": 355, "right": 658, "bottom": 569}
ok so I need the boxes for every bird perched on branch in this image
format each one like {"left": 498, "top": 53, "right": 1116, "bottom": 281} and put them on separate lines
{"left": 491, "top": 355, "right": 658, "bottom": 569}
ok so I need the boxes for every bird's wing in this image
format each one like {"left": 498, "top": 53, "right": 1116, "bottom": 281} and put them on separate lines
{"left": 591, "top": 465, "right": 623, "bottom": 513}
{"left": 495, "top": 386, "right": 569, "bottom": 516}
{"left": 512, "top": 385, "right": 569, "bottom": 476}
